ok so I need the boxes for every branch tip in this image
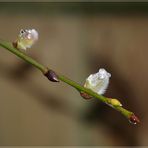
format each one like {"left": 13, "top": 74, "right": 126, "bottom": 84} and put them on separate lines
{"left": 129, "top": 114, "right": 140, "bottom": 125}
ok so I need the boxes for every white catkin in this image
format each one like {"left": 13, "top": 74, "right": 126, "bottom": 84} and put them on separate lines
{"left": 16, "top": 29, "right": 38, "bottom": 50}
{"left": 84, "top": 68, "right": 111, "bottom": 95}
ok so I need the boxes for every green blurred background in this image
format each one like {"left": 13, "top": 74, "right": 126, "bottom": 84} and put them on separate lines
{"left": 0, "top": 2, "right": 147, "bottom": 146}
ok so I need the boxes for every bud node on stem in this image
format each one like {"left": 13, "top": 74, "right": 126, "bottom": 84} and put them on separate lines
{"left": 44, "top": 69, "right": 59, "bottom": 82}
{"left": 80, "top": 91, "right": 92, "bottom": 100}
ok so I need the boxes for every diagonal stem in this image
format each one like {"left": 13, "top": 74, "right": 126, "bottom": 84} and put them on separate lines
{"left": 0, "top": 40, "right": 140, "bottom": 124}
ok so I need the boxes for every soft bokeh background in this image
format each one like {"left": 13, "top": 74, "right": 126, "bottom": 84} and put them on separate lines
{"left": 0, "top": 2, "right": 147, "bottom": 146}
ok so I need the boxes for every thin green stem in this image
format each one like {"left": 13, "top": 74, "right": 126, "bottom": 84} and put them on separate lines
{"left": 0, "top": 41, "right": 47, "bottom": 73}
{"left": 0, "top": 40, "right": 139, "bottom": 124}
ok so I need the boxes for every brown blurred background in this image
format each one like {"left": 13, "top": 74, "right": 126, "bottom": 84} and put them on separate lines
{"left": 0, "top": 2, "right": 147, "bottom": 146}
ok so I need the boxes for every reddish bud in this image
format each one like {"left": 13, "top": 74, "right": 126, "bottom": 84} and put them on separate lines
{"left": 80, "top": 91, "right": 92, "bottom": 100}
{"left": 129, "top": 114, "right": 140, "bottom": 125}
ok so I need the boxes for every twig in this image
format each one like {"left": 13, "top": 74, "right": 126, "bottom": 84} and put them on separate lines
{"left": 0, "top": 40, "right": 140, "bottom": 124}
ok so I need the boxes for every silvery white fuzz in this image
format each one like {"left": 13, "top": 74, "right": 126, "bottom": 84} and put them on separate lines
{"left": 16, "top": 29, "right": 38, "bottom": 50}
{"left": 84, "top": 68, "right": 111, "bottom": 95}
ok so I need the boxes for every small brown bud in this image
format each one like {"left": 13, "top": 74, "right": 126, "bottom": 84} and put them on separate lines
{"left": 44, "top": 70, "right": 59, "bottom": 82}
{"left": 12, "top": 41, "right": 18, "bottom": 49}
{"left": 129, "top": 114, "right": 140, "bottom": 125}
{"left": 80, "top": 91, "right": 92, "bottom": 100}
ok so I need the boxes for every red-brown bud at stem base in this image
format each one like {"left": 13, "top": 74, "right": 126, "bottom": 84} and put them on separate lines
{"left": 12, "top": 41, "right": 17, "bottom": 49}
{"left": 129, "top": 114, "right": 140, "bottom": 125}
{"left": 80, "top": 91, "right": 92, "bottom": 100}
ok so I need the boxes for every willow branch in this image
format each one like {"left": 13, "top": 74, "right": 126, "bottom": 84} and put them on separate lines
{"left": 0, "top": 40, "right": 140, "bottom": 124}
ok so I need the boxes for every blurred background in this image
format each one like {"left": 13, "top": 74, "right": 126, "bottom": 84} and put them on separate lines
{"left": 0, "top": 2, "right": 147, "bottom": 146}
